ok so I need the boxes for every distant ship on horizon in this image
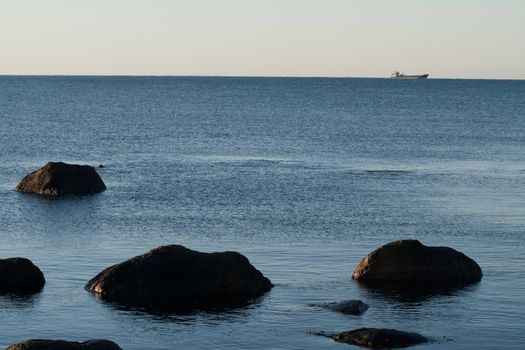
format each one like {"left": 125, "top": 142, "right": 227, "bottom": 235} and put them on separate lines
{"left": 390, "top": 71, "right": 429, "bottom": 79}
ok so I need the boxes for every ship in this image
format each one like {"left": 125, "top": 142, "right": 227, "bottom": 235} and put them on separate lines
{"left": 390, "top": 71, "right": 429, "bottom": 79}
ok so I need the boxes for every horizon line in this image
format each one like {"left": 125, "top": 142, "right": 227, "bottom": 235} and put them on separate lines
{"left": 0, "top": 73, "right": 523, "bottom": 81}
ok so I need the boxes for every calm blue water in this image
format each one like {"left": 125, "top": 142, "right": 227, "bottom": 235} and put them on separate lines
{"left": 0, "top": 76, "right": 524, "bottom": 349}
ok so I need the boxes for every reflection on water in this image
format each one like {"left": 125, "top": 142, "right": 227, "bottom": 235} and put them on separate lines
{"left": 90, "top": 290, "right": 269, "bottom": 318}
{"left": 102, "top": 296, "right": 262, "bottom": 336}
{"left": 355, "top": 280, "right": 481, "bottom": 303}
{"left": 0, "top": 292, "right": 41, "bottom": 310}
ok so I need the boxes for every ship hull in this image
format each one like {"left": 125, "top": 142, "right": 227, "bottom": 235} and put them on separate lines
{"left": 391, "top": 74, "right": 429, "bottom": 79}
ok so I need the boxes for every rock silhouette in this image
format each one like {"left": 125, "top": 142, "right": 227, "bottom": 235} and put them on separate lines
{"left": 86, "top": 245, "right": 273, "bottom": 312}
{"left": 353, "top": 240, "right": 482, "bottom": 284}
{"left": 330, "top": 328, "right": 428, "bottom": 348}
{"left": 16, "top": 162, "right": 106, "bottom": 196}
{"left": 314, "top": 300, "right": 369, "bottom": 315}
{"left": 0, "top": 257, "right": 45, "bottom": 294}
{"left": 5, "top": 339, "right": 122, "bottom": 350}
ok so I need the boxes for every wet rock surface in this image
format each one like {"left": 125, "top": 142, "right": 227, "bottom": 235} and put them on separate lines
{"left": 5, "top": 339, "right": 122, "bottom": 350}
{"left": 352, "top": 240, "right": 482, "bottom": 284}
{"left": 0, "top": 257, "right": 45, "bottom": 295}
{"left": 86, "top": 245, "right": 273, "bottom": 312}
{"left": 16, "top": 162, "right": 106, "bottom": 196}
{"left": 315, "top": 300, "right": 369, "bottom": 315}
{"left": 316, "top": 328, "right": 428, "bottom": 349}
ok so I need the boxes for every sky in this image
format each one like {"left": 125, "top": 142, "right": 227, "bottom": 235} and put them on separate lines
{"left": 0, "top": 0, "right": 524, "bottom": 79}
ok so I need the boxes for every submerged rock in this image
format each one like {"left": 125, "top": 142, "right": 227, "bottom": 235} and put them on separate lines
{"left": 330, "top": 328, "right": 428, "bottom": 348}
{"left": 5, "top": 339, "right": 122, "bottom": 350}
{"left": 16, "top": 162, "right": 106, "bottom": 196}
{"left": 0, "top": 258, "right": 45, "bottom": 294}
{"left": 352, "top": 240, "right": 482, "bottom": 284}
{"left": 315, "top": 300, "right": 369, "bottom": 315}
{"left": 86, "top": 245, "right": 273, "bottom": 312}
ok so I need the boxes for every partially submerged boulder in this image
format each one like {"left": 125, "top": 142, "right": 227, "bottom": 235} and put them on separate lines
{"left": 315, "top": 300, "right": 369, "bottom": 315}
{"left": 0, "top": 258, "right": 45, "bottom": 294}
{"left": 16, "top": 162, "right": 106, "bottom": 196}
{"left": 352, "top": 240, "right": 482, "bottom": 284}
{"left": 86, "top": 245, "right": 273, "bottom": 312}
{"left": 329, "top": 328, "right": 428, "bottom": 348}
{"left": 5, "top": 339, "right": 122, "bottom": 350}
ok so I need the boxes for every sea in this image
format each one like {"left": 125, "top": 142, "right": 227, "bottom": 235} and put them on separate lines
{"left": 0, "top": 76, "right": 523, "bottom": 350}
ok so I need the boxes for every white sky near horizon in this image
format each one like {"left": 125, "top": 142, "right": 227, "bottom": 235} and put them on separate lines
{"left": 0, "top": 0, "right": 524, "bottom": 79}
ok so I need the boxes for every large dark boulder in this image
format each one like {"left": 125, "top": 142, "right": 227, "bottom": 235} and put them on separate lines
{"left": 0, "top": 258, "right": 45, "bottom": 294}
{"left": 15, "top": 162, "right": 106, "bottom": 196}
{"left": 5, "top": 339, "right": 122, "bottom": 350}
{"left": 352, "top": 240, "right": 482, "bottom": 284}
{"left": 330, "top": 328, "right": 428, "bottom": 348}
{"left": 85, "top": 245, "right": 273, "bottom": 312}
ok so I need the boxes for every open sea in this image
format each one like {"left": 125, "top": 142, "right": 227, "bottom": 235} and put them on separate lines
{"left": 0, "top": 76, "right": 523, "bottom": 349}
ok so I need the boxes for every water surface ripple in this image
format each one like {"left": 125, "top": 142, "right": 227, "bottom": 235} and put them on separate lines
{"left": 0, "top": 77, "right": 524, "bottom": 349}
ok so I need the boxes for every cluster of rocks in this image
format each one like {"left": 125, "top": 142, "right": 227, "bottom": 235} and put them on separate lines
{"left": 3, "top": 243, "right": 273, "bottom": 350}
{"left": 5, "top": 163, "right": 484, "bottom": 349}
{"left": 315, "top": 239, "right": 482, "bottom": 348}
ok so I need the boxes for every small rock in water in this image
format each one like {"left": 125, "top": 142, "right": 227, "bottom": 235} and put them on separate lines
{"left": 15, "top": 162, "right": 106, "bottom": 196}
{"left": 321, "top": 328, "right": 428, "bottom": 349}
{"left": 5, "top": 339, "right": 122, "bottom": 350}
{"left": 0, "top": 257, "right": 45, "bottom": 295}
{"left": 315, "top": 300, "right": 369, "bottom": 315}
{"left": 94, "top": 163, "right": 105, "bottom": 169}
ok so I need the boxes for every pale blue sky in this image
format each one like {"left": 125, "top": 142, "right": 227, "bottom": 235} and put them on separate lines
{"left": 1, "top": 0, "right": 524, "bottom": 78}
